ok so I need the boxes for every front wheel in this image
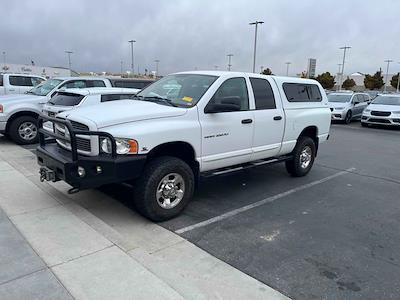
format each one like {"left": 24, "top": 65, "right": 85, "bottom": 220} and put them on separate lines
{"left": 285, "top": 136, "right": 316, "bottom": 177}
{"left": 8, "top": 116, "right": 39, "bottom": 145}
{"left": 344, "top": 111, "right": 352, "bottom": 124}
{"left": 133, "top": 156, "right": 195, "bottom": 221}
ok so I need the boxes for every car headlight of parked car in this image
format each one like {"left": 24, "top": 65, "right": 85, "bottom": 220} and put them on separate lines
{"left": 363, "top": 109, "right": 371, "bottom": 113}
{"left": 100, "top": 138, "right": 138, "bottom": 155}
{"left": 0, "top": 104, "right": 3, "bottom": 113}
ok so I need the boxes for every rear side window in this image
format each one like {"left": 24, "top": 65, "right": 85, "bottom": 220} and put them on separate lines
{"left": 112, "top": 80, "right": 151, "bottom": 89}
{"left": 62, "top": 80, "right": 87, "bottom": 89}
{"left": 48, "top": 93, "right": 85, "bottom": 106}
{"left": 283, "top": 83, "right": 322, "bottom": 102}
{"left": 250, "top": 78, "right": 276, "bottom": 109}
{"left": 101, "top": 94, "right": 135, "bottom": 102}
{"left": 9, "top": 76, "right": 34, "bottom": 86}
{"left": 88, "top": 80, "right": 106, "bottom": 87}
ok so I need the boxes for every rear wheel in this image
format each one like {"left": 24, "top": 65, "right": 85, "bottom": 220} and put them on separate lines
{"left": 133, "top": 156, "right": 195, "bottom": 221}
{"left": 285, "top": 136, "right": 316, "bottom": 177}
{"left": 9, "top": 116, "right": 39, "bottom": 145}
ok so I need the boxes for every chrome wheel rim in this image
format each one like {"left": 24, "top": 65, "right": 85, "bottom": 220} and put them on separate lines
{"left": 156, "top": 173, "right": 185, "bottom": 209}
{"left": 300, "top": 146, "right": 312, "bottom": 169}
{"left": 18, "top": 122, "right": 37, "bottom": 141}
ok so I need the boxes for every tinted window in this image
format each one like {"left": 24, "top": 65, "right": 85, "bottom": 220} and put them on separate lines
{"left": 208, "top": 77, "right": 249, "bottom": 111}
{"left": 283, "top": 83, "right": 322, "bottom": 102}
{"left": 88, "top": 80, "right": 106, "bottom": 87}
{"left": 48, "top": 92, "right": 85, "bottom": 106}
{"left": 61, "top": 80, "right": 87, "bottom": 89}
{"left": 112, "top": 80, "right": 152, "bottom": 89}
{"left": 101, "top": 94, "right": 135, "bottom": 102}
{"left": 9, "top": 76, "right": 33, "bottom": 86}
{"left": 250, "top": 78, "right": 276, "bottom": 109}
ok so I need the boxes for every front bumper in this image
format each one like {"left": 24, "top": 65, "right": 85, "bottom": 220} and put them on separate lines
{"left": 331, "top": 111, "right": 345, "bottom": 121}
{"left": 361, "top": 115, "right": 400, "bottom": 126}
{"left": 36, "top": 116, "right": 147, "bottom": 190}
{"left": 37, "top": 144, "right": 147, "bottom": 189}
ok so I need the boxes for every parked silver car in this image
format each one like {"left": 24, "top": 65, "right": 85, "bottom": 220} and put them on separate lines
{"left": 328, "top": 92, "right": 371, "bottom": 124}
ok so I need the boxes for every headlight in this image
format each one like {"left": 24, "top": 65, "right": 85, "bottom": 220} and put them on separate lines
{"left": 0, "top": 104, "right": 3, "bottom": 113}
{"left": 100, "top": 138, "right": 138, "bottom": 154}
{"left": 363, "top": 109, "right": 371, "bottom": 113}
{"left": 335, "top": 107, "right": 345, "bottom": 110}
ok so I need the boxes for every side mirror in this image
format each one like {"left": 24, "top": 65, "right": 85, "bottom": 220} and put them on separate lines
{"left": 204, "top": 103, "right": 241, "bottom": 114}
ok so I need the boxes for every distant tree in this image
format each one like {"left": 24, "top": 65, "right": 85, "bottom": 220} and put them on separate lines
{"left": 390, "top": 73, "right": 400, "bottom": 89}
{"left": 342, "top": 77, "right": 356, "bottom": 89}
{"left": 315, "top": 72, "right": 335, "bottom": 89}
{"left": 364, "top": 71, "right": 384, "bottom": 90}
{"left": 261, "top": 68, "right": 273, "bottom": 75}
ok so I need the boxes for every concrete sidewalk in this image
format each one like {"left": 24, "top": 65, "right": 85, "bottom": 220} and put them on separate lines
{"left": 0, "top": 139, "right": 289, "bottom": 300}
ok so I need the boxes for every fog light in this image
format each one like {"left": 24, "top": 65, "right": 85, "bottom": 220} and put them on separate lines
{"left": 77, "top": 166, "right": 86, "bottom": 178}
{"left": 96, "top": 166, "right": 102, "bottom": 174}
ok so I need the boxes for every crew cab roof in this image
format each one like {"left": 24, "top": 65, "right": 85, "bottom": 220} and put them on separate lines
{"left": 53, "top": 87, "right": 139, "bottom": 96}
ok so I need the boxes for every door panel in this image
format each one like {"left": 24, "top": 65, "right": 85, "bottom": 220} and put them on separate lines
{"left": 199, "top": 77, "right": 254, "bottom": 171}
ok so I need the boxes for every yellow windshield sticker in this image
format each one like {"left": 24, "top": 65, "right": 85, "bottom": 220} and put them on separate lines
{"left": 182, "top": 96, "right": 193, "bottom": 102}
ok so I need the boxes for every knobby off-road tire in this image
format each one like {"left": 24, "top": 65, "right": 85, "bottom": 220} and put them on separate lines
{"left": 9, "top": 116, "right": 39, "bottom": 145}
{"left": 133, "top": 156, "right": 195, "bottom": 221}
{"left": 285, "top": 136, "right": 316, "bottom": 177}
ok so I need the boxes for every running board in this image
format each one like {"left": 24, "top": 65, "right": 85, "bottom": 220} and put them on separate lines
{"left": 201, "top": 155, "right": 292, "bottom": 178}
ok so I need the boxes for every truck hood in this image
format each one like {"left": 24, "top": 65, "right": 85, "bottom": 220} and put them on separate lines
{"left": 367, "top": 104, "right": 400, "bottom": 112}
{"left": 60, "top": 100, "right": 188, "bottom": 128}
{"left": 0, "top": 94, "right": 47, "bottom": 106}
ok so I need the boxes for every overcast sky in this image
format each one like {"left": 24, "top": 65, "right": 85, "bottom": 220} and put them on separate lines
{"left": 2, "top": 0, "right": 400, "bottom": 76}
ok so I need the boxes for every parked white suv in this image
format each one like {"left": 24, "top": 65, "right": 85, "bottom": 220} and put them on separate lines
{"left": 361, "top": 94, "right": 400, "bottom": 127}
{"left": 43, "top": 87, "right": 140, "bottom": 117}
{"left": 37, "top": 71, "right": 331, "bottom": 221}
{"left": 0, "top": 74, "right": 46, "bottom": 95}
{"left": 328, "top": 92, "right": 371, "bottom": 124}
{"left": 0, "top": 77, "right": 111, "bottom": 144}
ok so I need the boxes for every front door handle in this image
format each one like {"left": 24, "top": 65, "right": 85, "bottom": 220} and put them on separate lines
{"left": 241, "top": 119, "right": 253, "bottom": 124}
{"left": 273, "top": 116, "right": 282, "bottom": 121}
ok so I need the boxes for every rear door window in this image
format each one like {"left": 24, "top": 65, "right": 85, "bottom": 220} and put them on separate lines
{"left": 61, "top": 80, "right": 87, "bottom": 89}
{"left": 48, "top": 92, "right": 85, "bottom": 106}
{"left": 250, "top": 77, "right": 276, "bottom": 110}
{"left": 101, "top": 94, "right": 135, "bottom": 102}
{"left": 283, "top": 83, "right": 322, "bottom": 102}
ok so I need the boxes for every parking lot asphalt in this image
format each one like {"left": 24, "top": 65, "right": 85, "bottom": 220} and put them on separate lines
{"left": 5, "top": 122, "right": 400, "bottom": 299}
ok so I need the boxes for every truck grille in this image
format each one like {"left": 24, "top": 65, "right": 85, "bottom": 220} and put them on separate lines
{"left": 371, "top": 111, "right": 391, "bottom": 117}
{"left": 368, "top": 118, "right": 391, "bottom": 124}
{"left": 70, "top": 121, "right": 89, "bottom": 131}
{"left": 54, "top": 123, "right": 92, "bottom": 153}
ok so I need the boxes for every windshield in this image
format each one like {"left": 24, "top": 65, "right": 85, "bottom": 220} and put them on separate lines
{"left": 327, "top": 94, "right": 352, "bottom": 103}
{"left": 372, "top": 95, "right": 400, "bottom": 106}
{"left": 136, "top": 74, "right": 218, "bottom": 107}
{"left": 28, "top": 79, "right": 63, "bottom": 96}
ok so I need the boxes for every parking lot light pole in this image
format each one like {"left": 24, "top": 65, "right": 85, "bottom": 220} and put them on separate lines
{"left": 227, "top": 54, "right": 233, "bottom": 71}
{"left": 154, "top": 60, "right": 160, "bottom": 77}
{"left": 384, "top": 59, "right": 393, "bottom": 93}
{"left": 249, "top": 21, "right": 264, "bottom": 73}
{"left": 2, "top": 51, "right": 5, "bottom": 69}
{"left": 120, "top": 61, "right": 123, "bottom": 75}
{"left": 65, "top": 51, "right": 73, "bottom": 70}
{"left": 285, "top": 62, "right": 291, "bottom": 76}
{"left": 128, "top": 40, "right": 136, "bottom": 76}
{"left": 337, "top": 63, "right": 342, "bottom": 91}
{"left": 339, "top": 46, "right": 351, "bottom": 91}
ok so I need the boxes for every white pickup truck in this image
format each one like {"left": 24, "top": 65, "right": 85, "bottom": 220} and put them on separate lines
{"left": 37, "top": 71, "right": 331, "bottom": 221}
{"left": 0, "top": 74, "right": 46, "bottom": 95}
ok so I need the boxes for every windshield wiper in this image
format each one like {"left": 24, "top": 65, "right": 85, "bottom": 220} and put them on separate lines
{"left": 141, "top": 96, "right": 178, "bottom": 107}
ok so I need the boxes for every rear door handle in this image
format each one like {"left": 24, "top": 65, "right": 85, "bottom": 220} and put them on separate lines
{"left": 241, "top": 119, "right": 253, "bottom": 124}
{"left": 273, "top": 116, "right": 282, "bottom": 121}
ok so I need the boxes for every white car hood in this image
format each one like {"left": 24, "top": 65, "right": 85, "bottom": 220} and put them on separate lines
{"left": 0, "top": 94, "right": 47, "bottom": 105}
{"left": 43, "top": 103, "right": 73, "bottom": 114}
{"left": 328, "top": 102, "right": 350, "bottom": 109}
{"left": 367, "top": 104, "right": 400, "bottom": 112}
{"left": 60, "top": 100, "right": 188, "bottom": 129}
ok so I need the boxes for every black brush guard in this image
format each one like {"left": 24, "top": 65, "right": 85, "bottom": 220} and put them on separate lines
{"left": 36, "top": 116, "right": 147, "bottom": 191}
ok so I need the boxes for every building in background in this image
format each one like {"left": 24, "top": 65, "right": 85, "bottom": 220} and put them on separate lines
{"left": 307, "top": 58, "right": 317, "bottom": 78}
{"left": 1, "top": 63, "right": 78, "bottom": 78}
